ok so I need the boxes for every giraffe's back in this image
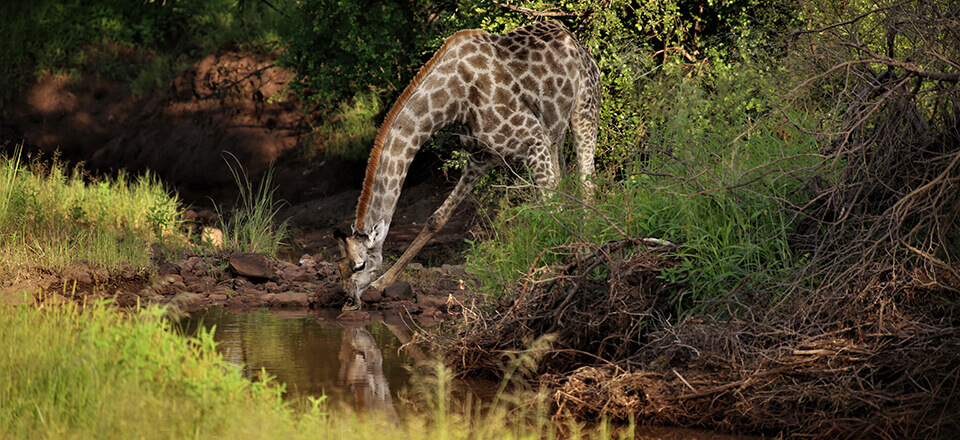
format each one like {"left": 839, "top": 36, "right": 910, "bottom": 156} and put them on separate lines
{"left": 431, "top": 20, "right": 600, "bottom": 157}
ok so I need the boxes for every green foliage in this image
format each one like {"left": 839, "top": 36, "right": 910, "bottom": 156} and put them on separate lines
{"left": 218, "top": 156, "right": 290, "bottom": 256}
{"left": 277, "top": 0, "right": 465, "bottom": 106}
{"left": 306, "top": 89, "right": 385, "bottom": 160}
{"left": 0, "top": 146, "right": 182, "bottom": 277}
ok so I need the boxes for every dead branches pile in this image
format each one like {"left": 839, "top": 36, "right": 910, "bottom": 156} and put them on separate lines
{"left": 446, "top": 238, "right": 678, "bottom": 377}
{"left": 790, "top": 0, "right": 960, "bottom": 305}
{"left": 446, "top": 235, "right": 959, "bottom": 438}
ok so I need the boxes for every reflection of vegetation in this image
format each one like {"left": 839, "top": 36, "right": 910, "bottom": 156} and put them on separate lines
{"left": 0, "top": 146, "right": 182, "bottom": 277}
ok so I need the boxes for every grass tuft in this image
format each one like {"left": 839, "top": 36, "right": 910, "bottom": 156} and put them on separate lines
{"left": 217, "top": 154, "right": 290, "bottom": 255}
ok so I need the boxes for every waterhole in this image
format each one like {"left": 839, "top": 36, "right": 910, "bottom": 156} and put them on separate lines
{"left": 179, "top": 307, "right": 759, "bottom": 439}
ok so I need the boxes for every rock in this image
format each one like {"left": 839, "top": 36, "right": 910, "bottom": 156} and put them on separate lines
{"left": 315, "top": 261, "right": 338, "bottom": 278}
{"left": 209, "top": 293, "right": 229, "bottom": 302}
{"left": 299, "top": 254, "right": 317, "bottom": 268}
{"left": 361, "top": 287, "right": 382, "bottom": 303}
{"left": 383, "top": 281, "right": 413, "bottom": 300}
{"left": 416, "top": 292, "right": 448, "bottom": 312}
{"left": 271, "top": 291, "right": 309, "bottom": 307}
{"left": 228, "top": 252, "right": 277, "bottom": 281}
{"left": 61, "top": 263, "right": 93, "bottom": 284}
{"left": 224, "top": 293, "right": 262, "bottom": 308}
{"left": 185, "top": 281, "right": 213, "bottom": 294}
{"left": 421, "top": 306, "right": 443, "bottom": 318}
{"left": 197, "top": 209, "right": 219, "bottom": 224}
{"left": 148, "top": 243, "right": 162, "bottom": 260}
{"left": 171, "top": 292, "right": 206, "bottom": 309}
{"left": 281, "top": 266, "right": 310, "bottom": 282}
{"left": 157, "top": 262, "right": 180, "bottom": 275}
{"left": 381, "top": 299, "right": 418, "bottom": 312}
{"left": 314, "top": 283, "right": 346, "bottom": 307}
{"left": 1, "top": 282, "right": 38, "bottom": 306}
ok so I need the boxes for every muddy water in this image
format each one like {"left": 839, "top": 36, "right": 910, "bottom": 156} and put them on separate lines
{"left": 179, "top": 307, "right": 418, "bottom": 416}
{"left": 180, "top": 307, "right": 760, "bottom": 440}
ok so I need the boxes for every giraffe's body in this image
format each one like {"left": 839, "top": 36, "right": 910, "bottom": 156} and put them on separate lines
{"left": 335, "top": 20, "right": 600, "bottom": 310}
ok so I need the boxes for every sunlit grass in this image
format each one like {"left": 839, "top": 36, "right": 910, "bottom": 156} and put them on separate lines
{"left": 306, "top": 89, "right": 383, "bottom": 161}
{"left": 0, "top": 146, "right": 182, "bottom": 278}
{"left": 217, "top": 154, "right": 290, "bottom": 255}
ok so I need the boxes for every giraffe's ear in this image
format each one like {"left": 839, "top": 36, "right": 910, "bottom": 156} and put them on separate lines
{"left": 367, "top": 220, "right": 387, "bottom": 246}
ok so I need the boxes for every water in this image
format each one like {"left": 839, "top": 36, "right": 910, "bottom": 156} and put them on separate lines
{"left": 179, "top": 306, "right": 419, "bottom": 416}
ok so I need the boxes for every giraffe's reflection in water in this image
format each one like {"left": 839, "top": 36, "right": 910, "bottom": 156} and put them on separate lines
{"left": 338, "top": 326, "right": 398, "bottom": 421}
{"left": 177, "top": 307, "right": 417, "bottom": 414}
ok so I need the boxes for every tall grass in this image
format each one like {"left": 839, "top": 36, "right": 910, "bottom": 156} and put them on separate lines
{"left": 218, "top": 155, "right": 290, "bottom": 255}
{"left": 0, "top": 147, "right": 181, "bottom": 278}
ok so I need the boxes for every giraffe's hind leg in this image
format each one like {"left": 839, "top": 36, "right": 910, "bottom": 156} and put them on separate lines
{"left": 371, "top": 154, "right": 495, "bottom": 290}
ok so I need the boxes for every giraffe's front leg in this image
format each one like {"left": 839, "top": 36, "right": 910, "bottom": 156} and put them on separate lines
{"left": 372, "top": 155, "right": 495, "bottom": 289}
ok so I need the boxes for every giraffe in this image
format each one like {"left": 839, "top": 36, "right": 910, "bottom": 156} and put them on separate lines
{"left": 334, "top": 20, "right": 601, "bottom": 310}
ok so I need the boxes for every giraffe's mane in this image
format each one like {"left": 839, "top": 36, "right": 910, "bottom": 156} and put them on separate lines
{"left": 354, "top": 28, "right": 486, "bottom": 231}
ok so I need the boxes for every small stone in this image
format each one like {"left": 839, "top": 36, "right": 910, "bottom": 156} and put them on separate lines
{"left": 383, "top": 281, "right": 413, "bottom": 300}
{"left": 197, "top": 209, "right": 219, "bottom": 224}
{"left": 314, "top": 283, "right": 346, "bottom": 307}
{"left": 171, "top": 292, "right": 206, "bottom": 309}
{"left": 361, "top": 287, "right": 382, "bottom": 303}
{"left": 202, "top": 227, "right": 224, "bottom": 248}
{"left": 157, "top": 262, "right": 180, "bottom": 275}
{"left": 299, "top": 254, "right": 317, "bottom": 267}
{"left": 228, "top": 252, "right": 277, "bottom": 281}
{"left": 62, "top": 263, "right": 93, "bottom": 284}
{"left": 416, "top": 292, "right": 448, "bottom": 312}
{"left": 272, "top": 291, "right": 309, "bottom": 307}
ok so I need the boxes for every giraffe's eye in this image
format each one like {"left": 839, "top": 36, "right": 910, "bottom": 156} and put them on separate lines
{"left": 354, "top": 262, "right": 365, "bottom": 271}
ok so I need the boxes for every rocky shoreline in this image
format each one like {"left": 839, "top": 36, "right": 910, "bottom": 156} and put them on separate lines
{"left": 2, "top": 251, "right": 469, "bottom": 324}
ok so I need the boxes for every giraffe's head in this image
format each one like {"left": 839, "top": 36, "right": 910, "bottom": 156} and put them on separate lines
{"left": 333, "top": 220, "right": 387, "bottom": 310}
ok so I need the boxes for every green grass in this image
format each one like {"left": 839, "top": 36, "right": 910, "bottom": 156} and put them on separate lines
{"left": 0, "top": 146, "right": 183, "bottom": 278}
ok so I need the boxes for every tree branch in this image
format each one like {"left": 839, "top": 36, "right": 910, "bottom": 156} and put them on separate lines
{"left": 839, "top": 42, "right": 960, "bottom": 82}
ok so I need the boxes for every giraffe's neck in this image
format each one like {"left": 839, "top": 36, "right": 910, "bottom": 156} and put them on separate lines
{"left": 353, "top": 29, "right": 482, "bottom": 234}
{"left": 355, "top": 92, "right": 448, "bottom": 233}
